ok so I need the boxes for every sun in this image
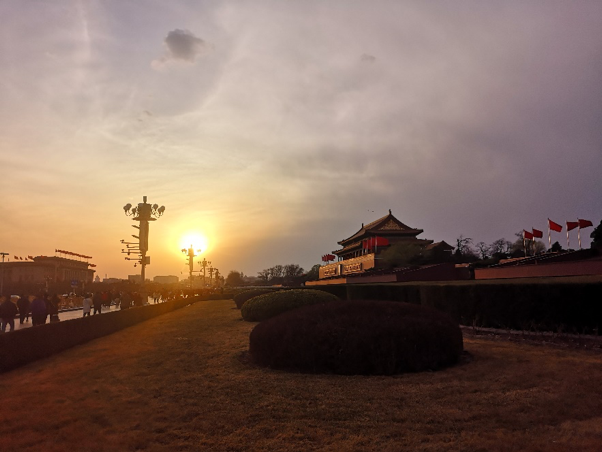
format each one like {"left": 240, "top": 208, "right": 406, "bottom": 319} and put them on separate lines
{"left": 179, "top": 232, "right": 209, "bottom": 254}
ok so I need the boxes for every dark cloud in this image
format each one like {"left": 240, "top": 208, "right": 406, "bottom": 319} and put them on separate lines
{"left": 153, "top": 29, "right": 210, "bottom": 68}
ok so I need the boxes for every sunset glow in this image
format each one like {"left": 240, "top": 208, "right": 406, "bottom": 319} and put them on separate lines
{"left": 179, "top": 233, "right": 210, "bottom": 256}
{"left": 1, "top": 1, "right": 600, "bottom": 280}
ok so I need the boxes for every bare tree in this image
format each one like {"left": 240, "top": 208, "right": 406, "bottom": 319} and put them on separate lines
{"left": 475, "top": 242, "right": 490, "bottom": 260}
{"left": 455, "top": 235, "right": 473, "bottom": 255}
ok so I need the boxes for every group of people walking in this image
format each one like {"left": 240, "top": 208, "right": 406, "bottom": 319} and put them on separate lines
{"left": 0, "top": 287, "right": 186, "bottom": 332}
{"left": 0, "top": 293, "right": 61, "bottom": 332}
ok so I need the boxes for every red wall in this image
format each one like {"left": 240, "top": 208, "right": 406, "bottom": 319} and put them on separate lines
{"left": 475, "top": 259, "right": 602, "bottom": 280}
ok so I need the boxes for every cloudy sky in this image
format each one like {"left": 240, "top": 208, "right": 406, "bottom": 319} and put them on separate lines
{"left": 1, "top": 0, "right": 601, "bottom": 279}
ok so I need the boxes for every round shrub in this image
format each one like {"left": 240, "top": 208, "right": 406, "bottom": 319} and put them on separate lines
{"left": 233, "top": 289, "right": 277, "bottom": 309}
{"left": 241, "top": 289, "right": 339, "bottom": 322}
{"left": 249, "top": 300, "right": 463, "bottom": 375}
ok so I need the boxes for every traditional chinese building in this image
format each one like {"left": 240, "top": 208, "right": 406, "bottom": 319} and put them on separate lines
{"left": 319, "top": 210, "right": 437, "bottom": 279}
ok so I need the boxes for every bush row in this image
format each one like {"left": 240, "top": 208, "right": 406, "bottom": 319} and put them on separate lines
{"left": 308, "top": 282, "right": 602, "bottom": 333}
{"left": 0, "top": 297, "right": 201, "bottom": 373}
{"left": 241, "top": 289, "right": 339, "bottom": 322}
{"left": 233, "top": 289, "right": 278, "bottom": 309}
{"left": 249, "top": 300, "right": 463, "bottom": 375}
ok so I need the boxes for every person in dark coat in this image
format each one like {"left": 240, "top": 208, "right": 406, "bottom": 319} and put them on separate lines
{"left": 0, "top": 295, "right": 19, "bottom": 332}
{"left": 120, "top": 292, "right": 132, "bottom": 310}
{"left": 30, "top": 294, "right": 48, "bottom": 326}
{"left": 48, "top": 294, "right": 60, "bottom": 322}
{"left": 92, "top": 292, "right": 103, "bottom": 315}
{"left": 17, "top": 294, "right": 30, "bottom": 324}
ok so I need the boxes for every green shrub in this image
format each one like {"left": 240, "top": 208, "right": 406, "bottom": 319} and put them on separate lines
{"left": 249, "top": 300, "right": 463, "bottom": 375}
{"left": 241, "top": 289, "right": 339, "bottom": 322}
{"left": 233, "top": 289, "right": 277, "bottom": 309}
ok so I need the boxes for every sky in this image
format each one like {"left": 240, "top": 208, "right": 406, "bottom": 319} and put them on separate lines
{"left": 1, "top": 0, "right": 601, "bottom": 280}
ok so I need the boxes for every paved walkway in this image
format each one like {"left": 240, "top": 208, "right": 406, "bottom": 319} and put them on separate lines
{"left": 10, "top": 305, "right": 121, "bottom": 331}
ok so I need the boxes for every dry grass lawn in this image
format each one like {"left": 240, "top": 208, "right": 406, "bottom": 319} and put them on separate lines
{"left": 1, "top": 299, "right": 601, "bottom": 451}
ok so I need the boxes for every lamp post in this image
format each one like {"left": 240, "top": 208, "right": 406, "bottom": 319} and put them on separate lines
{"left": 122, "top": 196, "right": 165, "bottom": 293}
{"left": 182, "top": 245, "right": 201, "bottom": 286}
{"left": 0, "top": 252, "right": 8, "bottom": 296}
{"left": 208, "top": 266, "right": 214, "bottom": 286}
{"left": 199, "top": 258, "right": 211, "bottom": 286}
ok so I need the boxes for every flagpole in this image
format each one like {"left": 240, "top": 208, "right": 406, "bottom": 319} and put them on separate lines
{"left": 548, "top": 225, "right": 551, "bottom": 248}
{"left": 578, "top": 226, "right": 582, "bottom": 249}
{"left": 566, "top": 223, "right": 570, "bottom": 249}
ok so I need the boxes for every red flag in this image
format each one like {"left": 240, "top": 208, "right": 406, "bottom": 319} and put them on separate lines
{"left": 578, "top": 219, "right": 593, "bottom": 228}
{"left": 523, "top": 230, "right": 534, "bottom": 240}
{"left": 567, "top": 221, "right": 579, "bottom": 231}
{"left": 28, "top": 255, "right": 34, "bottom": 260}
{"left": 532, "top": 229, "right": 543, "bottom": 238}
{"left": 548, "top": 219, "right": 562, "bottom": 232}
{"left": 14, "top": 255, "right": 18, "bottom": 260}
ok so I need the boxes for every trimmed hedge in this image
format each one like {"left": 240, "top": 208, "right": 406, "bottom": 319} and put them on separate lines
{"left": 233, "top": 289, "right": 277, "bottom": 309}
{"left": 241, "top": 289, "right": 339, "bottom": 322}
{"left": 249, "top": 300, "right": 463, "bottom": 375}
{"left": 308, "top": 281, "right": 602, "bottom": 334}
{"left": 0, "top": 297, "right": 200, "bottom": 373}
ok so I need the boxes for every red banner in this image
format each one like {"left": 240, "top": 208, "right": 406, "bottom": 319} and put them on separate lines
{"left": 548, "top": 219, "right": 562, "bottom": 232}
{"left": 532, "top": 228, "right": 543, "bottom": 238}
{"left": 578, "top": 219, "right": 593, "bottom": 228}
{"left": 523, "top": 230, "right": 534, "bottom": 240}
{"left": 566, "top": 221, "right": 579, "bottom": 231}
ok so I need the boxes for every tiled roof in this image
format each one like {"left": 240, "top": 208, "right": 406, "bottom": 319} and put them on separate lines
{"left": 339, "top": 210, "right": 423, "bottom": 245}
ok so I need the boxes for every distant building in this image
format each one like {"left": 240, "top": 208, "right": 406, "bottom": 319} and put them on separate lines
{"left": 319, "top": 210, "right": 435, "bottom": 279}
{"left": 153, "top": 275, "right": 179, "bottom": 284}
{"left": 128, "top": 275, "right": 143, "bottom": 283}
{"left": 0, "top": 255, "right": 94, "bottom": 285}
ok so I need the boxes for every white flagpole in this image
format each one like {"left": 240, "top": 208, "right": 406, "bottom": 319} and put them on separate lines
{"left": 548, "top": 224, "right": 551, "bottom": 248}
{"left": 566, "top": 223, "right": 570, "bottom": 249}
{"left": 578, "top": 226, "right": 582, "bottom": 249}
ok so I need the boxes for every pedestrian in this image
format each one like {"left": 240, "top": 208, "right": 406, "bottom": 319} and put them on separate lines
{"left": 82, "top": 293, "right": 93, "bottom": 317}
{"left": 92, "top": 292, "right": 103, "bottom": 315}
{"left": 17, "top": 293, "right": 30, "bottom": 324}
{"left": 0, "top": 295, "right": 19, "bottom": 332}
{"left": 30, "top": 293, "right": 48, "bottom": 326}
{"left": 120, "top": 292, "right": 132, "bottom": 310}
{"left": 49, "top": 294, "right": 60, "bottom": 322}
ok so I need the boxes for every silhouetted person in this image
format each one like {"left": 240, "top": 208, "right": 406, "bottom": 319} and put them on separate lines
{"left": 120, "top": 292, "right": 132, "bottom": 310}
{"left": 0, "top": 295, "right": 19, "bottom": 332}
{"left": 17, "top": 294, "right": 30, "bottom": 324}
{"left": 49, "top": 294, "right": 60, "bottom": 322}
{"left": 92, "top": 292, "right": 103, "bottom": 315}
{"left": 30, "top": 294, "right": 48, "bottom": 326}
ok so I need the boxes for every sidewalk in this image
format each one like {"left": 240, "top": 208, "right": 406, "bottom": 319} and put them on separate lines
{"left": 11, "top": 305, "right": 120, "bottom": 332}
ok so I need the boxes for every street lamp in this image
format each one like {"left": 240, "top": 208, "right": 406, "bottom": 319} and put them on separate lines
{"left": 0, "top": 252, "right": 8, "bottom": 296}
{"left": 198, "top": 258, "right": 211, "bottom": 286}
{"left": 182, "top": 245, "right": 201, "bottom": 286}
{"left": 121, "top": 196, "right": 165, "bottom": 292}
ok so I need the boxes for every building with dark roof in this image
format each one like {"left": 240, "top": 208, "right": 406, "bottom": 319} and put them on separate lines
{"left": 0, "top": 256, "right": 94, "bottom": 292}
{"left": 319, "top": 210, "right": 439, "bottom": 279}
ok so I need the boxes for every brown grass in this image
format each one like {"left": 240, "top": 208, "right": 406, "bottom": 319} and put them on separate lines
{"left": 1, "top": 300, "right": 601, "bottom": 451}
